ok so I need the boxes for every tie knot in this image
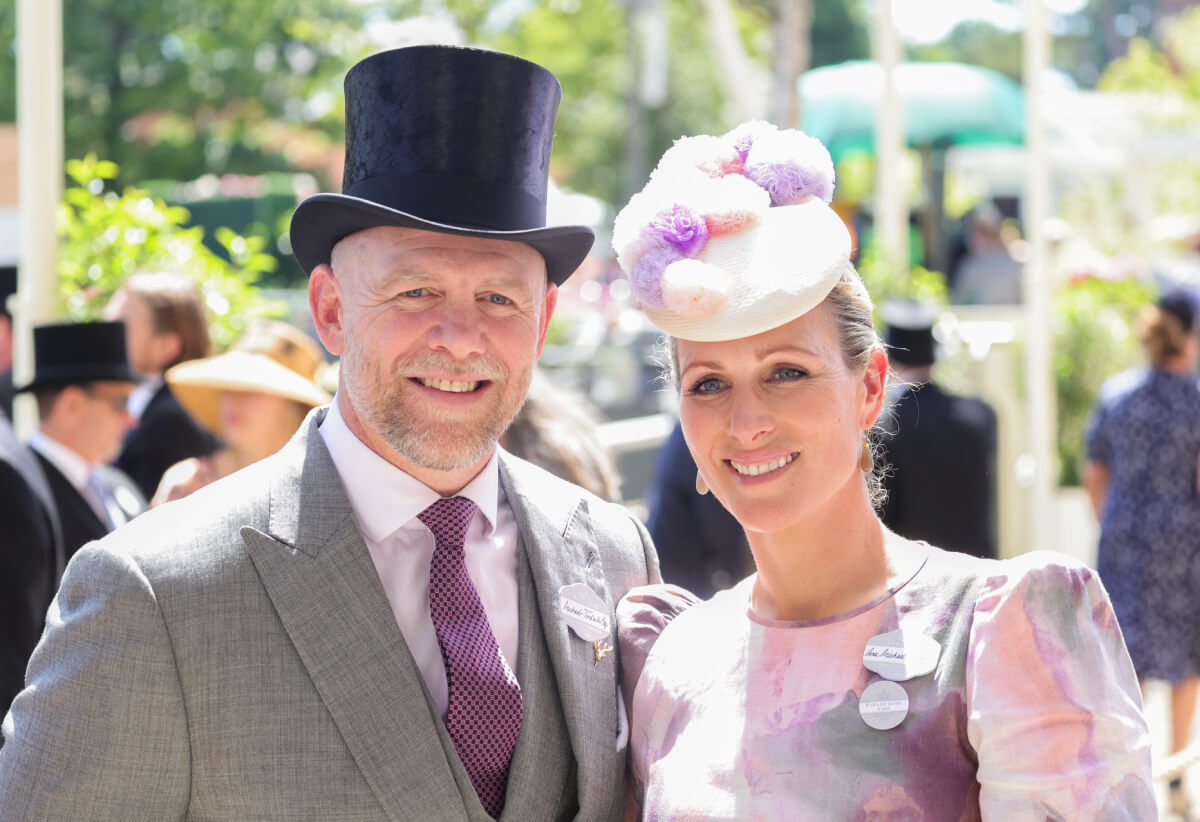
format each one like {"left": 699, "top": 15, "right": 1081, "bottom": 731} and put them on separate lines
{"left": 418, "top": 496, "right": 478, "bottom": 548}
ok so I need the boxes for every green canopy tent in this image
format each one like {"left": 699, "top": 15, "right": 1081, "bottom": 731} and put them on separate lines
{"left": 799, "top": 60, "right": 1026, "bottom": 274}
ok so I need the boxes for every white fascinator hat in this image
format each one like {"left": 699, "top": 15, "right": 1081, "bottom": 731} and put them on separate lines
{"left": 612, "top": 121, "right": 852, "bottom": 342}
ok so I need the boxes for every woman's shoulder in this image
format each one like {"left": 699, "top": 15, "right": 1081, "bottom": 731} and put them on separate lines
{"left": 616, "top": 582, "right": 738, "bottom": 697}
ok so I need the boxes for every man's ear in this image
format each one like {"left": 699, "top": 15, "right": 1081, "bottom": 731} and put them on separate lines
{"left": 309, "top": 264, "right": 345, "bottom": 356}
{"left": 859, "top": 347, "right": 889, "bottom": 430}
{"left": 534, "top": 282, "right": 558, "bottom": 358}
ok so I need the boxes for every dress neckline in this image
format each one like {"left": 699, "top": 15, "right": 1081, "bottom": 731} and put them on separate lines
{"left": 740, "top": 539, "right": 932, "bottom": 629}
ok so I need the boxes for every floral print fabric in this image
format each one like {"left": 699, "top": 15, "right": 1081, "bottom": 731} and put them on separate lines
{"left": 619, "top": 546, "right": 1154, "bottom": 821}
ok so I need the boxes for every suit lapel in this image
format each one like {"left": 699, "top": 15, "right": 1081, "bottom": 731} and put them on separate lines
{"left": 243, "top": 413, "right": 468, "bottom": 822}
{"left": 0, "top": 427, "right": 64, "bottom": 580}
{"left": 499, "top": 530, "right": 575, "bottom": 821}
{"left": 35, "top": 452, "right": 108, "bottom": 557}
{"left": 499, "top": 454, "right": 621, "bottom": 821}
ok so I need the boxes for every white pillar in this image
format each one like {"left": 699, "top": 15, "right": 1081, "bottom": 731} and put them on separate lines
{"left": 873, "top": 0, "right": 907, "bottom": 283}
{"left": 14, "top": 0, "right": 64, "bottom": 435}
{"left": 1022, "top": 0, "right": 1056, "bottom": 552}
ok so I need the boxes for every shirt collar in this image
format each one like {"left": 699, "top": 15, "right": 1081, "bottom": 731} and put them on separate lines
{"left": 317, "top": 394, "right": 500, "bottom": 543}
{"left": 28, "top": 429, "right": 93, "bottom": 490}
{"left": 128, "top": 375, "right": 164, "bottom": 420}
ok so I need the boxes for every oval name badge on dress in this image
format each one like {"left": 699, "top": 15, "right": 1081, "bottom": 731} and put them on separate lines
{"left": 862, "top": 629, "right": 941, "bottom": 682}
{"left": 859, "top": 679, "right": 909, "bottom": 730}
{"left": 559, "top": 583, "right": 611, "bottom": 642}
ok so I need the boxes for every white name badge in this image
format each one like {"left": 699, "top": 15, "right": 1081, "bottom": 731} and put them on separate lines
{"left": 559, "top": 583, "right": 611, "bottom": 642}
{"left": 859, "top": 679, "right": 909, "bottom": 730}
{"left": 862, "top": 629, "right": 941, "bottom": 682}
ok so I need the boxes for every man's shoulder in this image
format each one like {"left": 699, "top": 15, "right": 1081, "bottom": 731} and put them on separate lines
{"left": 90, "top": 450, "right": 286, "bottom": 574}
{"left": 500, "top": 450, "right": 632, "bottom": 522}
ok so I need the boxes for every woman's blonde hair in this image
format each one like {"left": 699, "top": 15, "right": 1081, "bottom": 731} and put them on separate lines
{"left": 662, "top": 263, "right": 889, "bottom": 508}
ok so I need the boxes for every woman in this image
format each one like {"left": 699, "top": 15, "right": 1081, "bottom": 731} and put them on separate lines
{"left": 1085, "top": 288, "right": 1200, "bottom": 817}
{"left": 151, "top": 318, "right": 331, "bottom": 505}
{"left": 613, "top": 122, "right": 1153, "bottom": 819}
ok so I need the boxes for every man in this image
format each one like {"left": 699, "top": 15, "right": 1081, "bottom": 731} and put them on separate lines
{"left": 646, "top": 419, "right": 751, "bottom": 599}
{"left": 0, "top": 408, "right": 63, "bottom": 718}
{"left": 878, "top": 301, "right": 998, "bottom": 559}
{"left": 107, "top": 272, "right": 221, "bottom": 500}
{"left": 0, "top": 265, "right": 15, "bottom": 419}
{"left": 20, "top": 321, "right": 146, "bottom": 561}
{"left": 0, "top": 45, "right": 659, "bottom": 820}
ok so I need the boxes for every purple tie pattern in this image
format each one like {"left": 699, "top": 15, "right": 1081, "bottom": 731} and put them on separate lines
{"left": 420, "top": 497, "right": 523, "bottom": 819}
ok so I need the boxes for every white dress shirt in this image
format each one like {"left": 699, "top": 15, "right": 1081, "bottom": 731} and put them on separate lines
{"left": 318, "top": 397, "right": 521, "bottom": 717}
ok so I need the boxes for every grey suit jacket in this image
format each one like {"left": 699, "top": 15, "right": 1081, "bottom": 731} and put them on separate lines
{"left": 0, "top": 408, "right": 660, "bottom": 820}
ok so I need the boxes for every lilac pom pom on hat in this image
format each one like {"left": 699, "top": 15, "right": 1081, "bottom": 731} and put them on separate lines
{"left": 612, "top": 121, "right": 852, "bottom": 342}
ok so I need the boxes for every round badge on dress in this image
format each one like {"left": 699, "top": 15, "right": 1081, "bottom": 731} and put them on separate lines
{"left": 862, "top": 629, "right": 941, "bottom": 682}
{"left": 859, "top": 679, "right": 909, "bottom": 730}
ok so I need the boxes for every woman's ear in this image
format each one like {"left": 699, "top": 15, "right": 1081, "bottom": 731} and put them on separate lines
{"left": 859, "top": 347, "right": 889, "bottom": 429}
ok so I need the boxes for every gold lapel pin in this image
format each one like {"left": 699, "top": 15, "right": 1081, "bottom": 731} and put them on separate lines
{"left": 593, "top": 639, "right": 613, "bottom": 666}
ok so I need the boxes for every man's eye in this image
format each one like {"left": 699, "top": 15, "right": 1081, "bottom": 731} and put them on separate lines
{"left": 487, "top": 294, "right": 511, "bottom": 305}
{"left": 400, "top": 288, "right": 426, "bottom": 298}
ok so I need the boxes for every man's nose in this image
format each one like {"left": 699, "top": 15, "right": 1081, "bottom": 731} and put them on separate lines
{"left": 426, "top": 302, "right": 486, "bottom": 358}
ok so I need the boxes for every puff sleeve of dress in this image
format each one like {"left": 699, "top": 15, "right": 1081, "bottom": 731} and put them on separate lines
{"left": 616, "top": 585, "right": 700, "bottom": 793}
{"left": 966, "top": 550, "right": 1155, "bottom": 820}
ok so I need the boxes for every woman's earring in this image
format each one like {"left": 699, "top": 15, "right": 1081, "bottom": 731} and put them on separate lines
{"left": 860, "top": 438, "right": 874, "bottom": 473}
{"left": 695, "top": 470, "right": 709, "bottom": 496}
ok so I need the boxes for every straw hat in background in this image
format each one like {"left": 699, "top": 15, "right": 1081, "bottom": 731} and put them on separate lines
{"left": 165, "top": 319, "right": 332, "bottom": 435}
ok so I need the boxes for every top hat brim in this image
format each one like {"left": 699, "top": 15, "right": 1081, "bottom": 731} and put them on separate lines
{"left": 290, "top": 194, "right": 595, "bottom": 287}
{"left": 16, "top": 363, "right": 139, "bottom": 394}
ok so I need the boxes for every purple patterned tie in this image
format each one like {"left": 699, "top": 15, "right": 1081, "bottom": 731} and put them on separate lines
{"left": 420, "top": 497, "right": 523, "bottom": 818}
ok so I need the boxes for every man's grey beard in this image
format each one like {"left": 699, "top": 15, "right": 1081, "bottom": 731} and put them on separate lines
{"left": 343, "top": 342, "right": 530, "bottom": 472}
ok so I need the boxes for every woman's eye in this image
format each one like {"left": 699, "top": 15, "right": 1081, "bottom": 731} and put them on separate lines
{"left": 690, "top": 377, "right": 724, "bottom": 395}
{"left": 774, "top": 366, "right": 808, "bottom": 381}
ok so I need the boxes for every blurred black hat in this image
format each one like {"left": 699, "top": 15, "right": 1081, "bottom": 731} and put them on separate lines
{"left": 0, "top": 266, "right": 15, "bottom": 318}
{"left": 882, "top": 300, "right": 940, "bottom": 367}
{"left": 289, "top": 45, "right": 594, "bottom": 286}
{"left": 1159, "top": 287, "right": 1197, "bottom": 334}
{"left": 16, "top": 321, "right": 137, "bottom": 393}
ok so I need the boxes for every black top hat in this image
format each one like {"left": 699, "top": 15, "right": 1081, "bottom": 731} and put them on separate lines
{"left": 0, "top": 266, "right": 15, "bottom": 318}
{"left": 290, "top": 45, "right": 595, "bottom": 286}
{"left": 882, "top": 300, "right": 940, "bottom": 366}
{"left": 16, "top": 321, "right": 138, "bottom": 393}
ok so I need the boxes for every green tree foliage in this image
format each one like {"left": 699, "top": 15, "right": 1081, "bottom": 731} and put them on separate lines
{"left": 1053, "top": 274, "right": 1153, "bottom": 486}
{"left": 489, "top": 0, "right": 867, "bottom": 208}
{"left": 58, "top": 155, "right": 284, "bottom": 349}
{"left": 1050, "top": 5, "right": 1200, "bottom": 484}
{"left": 0, "top": 0, "right": 387, "bottom": 187}
{"left": 907, "top": 22, "right": 1022, "bottom": 81}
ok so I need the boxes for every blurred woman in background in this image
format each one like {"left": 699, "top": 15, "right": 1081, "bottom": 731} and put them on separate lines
{"left": 152, "top": 318, "right": 331, "bottom": 505}
{"left": 1085, "top": 287, "right": 1200, "bottom": 818}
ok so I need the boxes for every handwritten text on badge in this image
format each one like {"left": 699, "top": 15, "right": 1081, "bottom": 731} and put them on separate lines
{"left": 559, "top": 583, "right": 611, "bottom": 642}
{"left": 862, "top": 629, "right": 941, "bottom": 682}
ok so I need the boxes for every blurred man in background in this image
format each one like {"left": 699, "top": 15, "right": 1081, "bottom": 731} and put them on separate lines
{"left": 21, "top": 321, "right": 146, "bottom": 561}
{"left": 0, "top": 388, "right": 62, "bottom": 719}
{"left": 0, "top": 266, "right": 15, "bottom": 419}
{"left": 879, "top": 301, "right": 998, "bottom": 559}
{"left": 106, "top": 272, "right": 221, "bottom": 500}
